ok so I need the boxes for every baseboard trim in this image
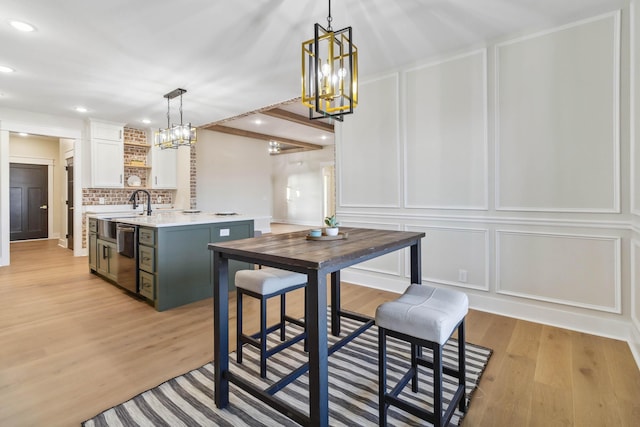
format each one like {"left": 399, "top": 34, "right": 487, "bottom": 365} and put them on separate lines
{"left": 630, "top": 326, "right": 640, "bottom": 371}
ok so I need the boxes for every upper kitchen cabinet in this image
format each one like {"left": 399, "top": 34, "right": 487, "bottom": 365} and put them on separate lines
{"left": 150, "top": 142, "right": 177, "bottom": 189}
{"left": 84, "top": 119, "right": 125, "bottom": 188}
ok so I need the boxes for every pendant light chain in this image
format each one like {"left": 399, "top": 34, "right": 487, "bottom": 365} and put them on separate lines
{"left": 326, "top": 0, "right": 333, "bottom": 31}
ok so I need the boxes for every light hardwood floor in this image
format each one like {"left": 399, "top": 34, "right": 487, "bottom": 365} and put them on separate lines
{"left": 1, "top": 228, "right": 639, "bottom": 426}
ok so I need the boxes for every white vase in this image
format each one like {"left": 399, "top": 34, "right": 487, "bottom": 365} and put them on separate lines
{"left": 325, "top": 227, "right": 339, "bottom": 236}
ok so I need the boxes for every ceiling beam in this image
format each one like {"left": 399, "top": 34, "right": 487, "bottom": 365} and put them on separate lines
{"left": 204, "top": 125, "right": 324, "bottom": 151}
{"left": 261, "top": 108, "right": 334, "bottom": 133}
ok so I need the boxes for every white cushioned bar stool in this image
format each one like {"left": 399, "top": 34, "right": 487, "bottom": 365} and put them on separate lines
{"left": 375, "top": 284, "right": 469, "bottom": 427}
{"left": 235, "top": 267, "right": 307, "bottom": 378}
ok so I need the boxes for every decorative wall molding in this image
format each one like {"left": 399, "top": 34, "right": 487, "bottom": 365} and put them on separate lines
{"left": 338, "top": 73, "right": 402, "bottom": 208}
{"left": 405, "top": 224, "right": 489, "bottom": 291}
{"left": 632, "top": 1, "right": 640, "bottom": 216}
{"left": 341, "top": 220, "right": 403, "bottom": 276}
{"left": 402, "top": 49, "right": 488, "bottom": 211}
{"left": 336, "top": 210, "right": 632, "bottom": 230}
{"left": 340, "top": 268, "right": 631, "bottom": 342}
{"left": 496, "top": 230, "right": 621, "bottom": 313}
{"left": 494, "top": 11, "right": 621, "bottom": 213}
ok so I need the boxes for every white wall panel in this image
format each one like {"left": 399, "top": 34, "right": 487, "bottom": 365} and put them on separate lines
{"left": 496, "top": 12, "right": 620, "bottom": 212}
{"left": 496, "top": 230, "right": 621, "bottom": 313}
{"left": 404, "top": 50, "right": 488, "bottom": 210}
{"left": 338, "top": 74, "right": 401, "bottom": 207}
{"left": 343, "top": 221, "right": 402, "bottom": 275}
{"left": 407, "top": 225, "right": 489, "bottom": 291}
{"left": 196, "top": 129, "right": 272, "bottom": 217}
{"left": 633, "top": 2, "right": 640, "bottom": 216}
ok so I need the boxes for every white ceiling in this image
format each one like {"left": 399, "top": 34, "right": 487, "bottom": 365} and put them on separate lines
{"left": 0, "top": 0, "right": 625, "bottom": 133}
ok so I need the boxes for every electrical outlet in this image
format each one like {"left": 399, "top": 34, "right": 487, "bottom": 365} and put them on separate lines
{"left": 157, "top": 196, "right": 162, "bottom": 204}
{"left": 458, "top": 269, "right": 468, "bottom": 283}
{"left": 98, "top": 197, "right": 105, "bottom": 205}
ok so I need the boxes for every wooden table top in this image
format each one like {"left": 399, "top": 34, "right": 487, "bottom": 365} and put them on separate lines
{"left": 208, "top": 227, "right": 425, "bottom": 272}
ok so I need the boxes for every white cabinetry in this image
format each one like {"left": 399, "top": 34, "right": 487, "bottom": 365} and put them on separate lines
{"left": 86, "top": 119, "right": 125, "bottom": 188}
{"left": 150, "top": 142, "right": 177, "bottom": 189}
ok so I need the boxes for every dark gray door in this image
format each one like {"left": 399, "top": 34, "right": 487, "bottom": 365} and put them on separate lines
{"left": 66, "top": 158, "right": 74, "bottom": 250}
{"left": 10, "top": 163, "right": 48, "bottom": 241}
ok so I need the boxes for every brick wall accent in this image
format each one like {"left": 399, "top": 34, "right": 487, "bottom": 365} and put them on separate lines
{"left": 82, "top": 188, "right": 175, "bottom": 206}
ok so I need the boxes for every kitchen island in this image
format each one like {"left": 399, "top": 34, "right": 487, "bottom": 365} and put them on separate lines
{"left": 88, "top": 212, "right": 256, "bottom": 311}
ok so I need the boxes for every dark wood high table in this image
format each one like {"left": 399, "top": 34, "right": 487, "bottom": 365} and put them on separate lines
{"left": 208, "top": 227, "right": 425, "bottom": 427}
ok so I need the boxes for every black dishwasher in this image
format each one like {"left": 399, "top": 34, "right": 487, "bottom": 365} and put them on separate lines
{"left": 116, "top": 223, "right": 138, "bottom": 293}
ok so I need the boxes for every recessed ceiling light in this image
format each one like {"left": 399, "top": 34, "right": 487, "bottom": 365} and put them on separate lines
{"left": 75, "top": 106, "right": 88, "bottom": 113}
{"left": 253, "top": 119, "right": 263, "bottom": 125}
{"left": 0, "top": 65, "right": 15, "bottom": 73}
{"left": 320, "top": 135, "right": 329, "bottom": 140}
{"left": 142, "top": 119, "right": 151, "bottom": 124}
{"left": 10, "top": 20, "right": 36, "bottom": 32}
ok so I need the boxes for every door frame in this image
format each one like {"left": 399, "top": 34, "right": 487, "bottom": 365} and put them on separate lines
{"left": 0, "top": 117, "right": 83, "bottom": 267}
{"left": 9, "top": 156, "right": 54, "bottom": 240}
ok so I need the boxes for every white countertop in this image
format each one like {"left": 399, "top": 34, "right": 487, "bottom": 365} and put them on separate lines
{"left": 110, "top": 212, "right": 260, "bottom": 228}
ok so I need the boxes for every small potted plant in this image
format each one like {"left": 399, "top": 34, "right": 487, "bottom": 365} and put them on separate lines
{"left": 324, "top": 214, "right": 340, "bottom": 236}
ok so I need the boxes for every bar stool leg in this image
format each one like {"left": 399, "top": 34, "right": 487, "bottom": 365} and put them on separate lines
{"left": 280, "top": 293, "right": 286, "bottom": 341}
{"left": 303, "top": 287, "right": 308, "bottom": 352}
{"left": 378, "top": 327, "right": 388, "bottom": 427}
{"left": 236, "top": 290, "right": 243, "bottom": 364}
{"left": 434, "top": 344, "right": 443, "bottom": 427}
{"left": 458, "top": 320, "right": 467, "bottom": 412}
{"left": 411, "top": 343, "right": 419, "bottom": 392}
{"left": 260, "top": 297, "right": 267, "bottom": 378}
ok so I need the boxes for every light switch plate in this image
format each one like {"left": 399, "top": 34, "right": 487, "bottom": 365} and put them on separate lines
{"left": 220, "top": 228, "right": 230, "bottom": 237}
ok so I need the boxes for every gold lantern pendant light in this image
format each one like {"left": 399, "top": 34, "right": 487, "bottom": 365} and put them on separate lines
{"left": 302, "top": 0, "right": 358, "bottom": 121}
{"left": 155, "top": 88, "right": 197, "bottom": 149}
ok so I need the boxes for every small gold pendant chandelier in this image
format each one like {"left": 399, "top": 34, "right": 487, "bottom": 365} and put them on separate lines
{"left": 301, "top": 0, "right": 358, "bottom": 121}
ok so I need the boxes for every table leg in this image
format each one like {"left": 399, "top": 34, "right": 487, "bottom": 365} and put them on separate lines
{"left": 213, "top": 251, "right": 229, "bottom": 408}
{"left": 410, "top": 241, "right": 422, "bottom": 284}
{"left": 330, "top": 271, "right": 341, "bottom": 336}
{"left": 307, "top": 271, "right": 329, "bottom": 427}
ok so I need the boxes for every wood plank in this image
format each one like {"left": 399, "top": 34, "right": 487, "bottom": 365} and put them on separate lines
{"left": 534, "top": 325, "right": 573, "bottom": 389}
{"left": 261, "top": 108, "right": 335, "bottom": 133}
{"left": 204, "top": 124, "right": 324, "bottom": 151}
{"left": 571, "top": 332, "right": 622, "bottom": 426}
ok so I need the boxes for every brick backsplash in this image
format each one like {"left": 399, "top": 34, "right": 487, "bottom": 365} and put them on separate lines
{"left": 82, "top": 188, "right": 175, "bottom": 206}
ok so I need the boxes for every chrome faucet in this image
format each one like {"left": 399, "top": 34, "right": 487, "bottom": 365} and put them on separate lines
{"left": 129, "top": 189, "right": 152, "bottom": 216}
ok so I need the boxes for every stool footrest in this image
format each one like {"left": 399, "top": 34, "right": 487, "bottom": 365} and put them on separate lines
{"left": 247, "top": 323, "right": 285, "bottom": 340}
{"left": 384, "top": 394, "right": 435, "bottom": 424}
{"left": 283, "top": 315, "right": 305, "bottom": 328}
{"left": 264, "top": 331, "right": 306, "bottom": 358}
{"left": 416, "top": 355, "right": 463, "bottom": 379}
{"left": 388, "top": 367, "right": 417, "bottom": 399}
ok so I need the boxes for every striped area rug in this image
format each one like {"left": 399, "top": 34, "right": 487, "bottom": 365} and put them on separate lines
{"left": 83, "top": 315, "right": 491, "bottom": 426}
